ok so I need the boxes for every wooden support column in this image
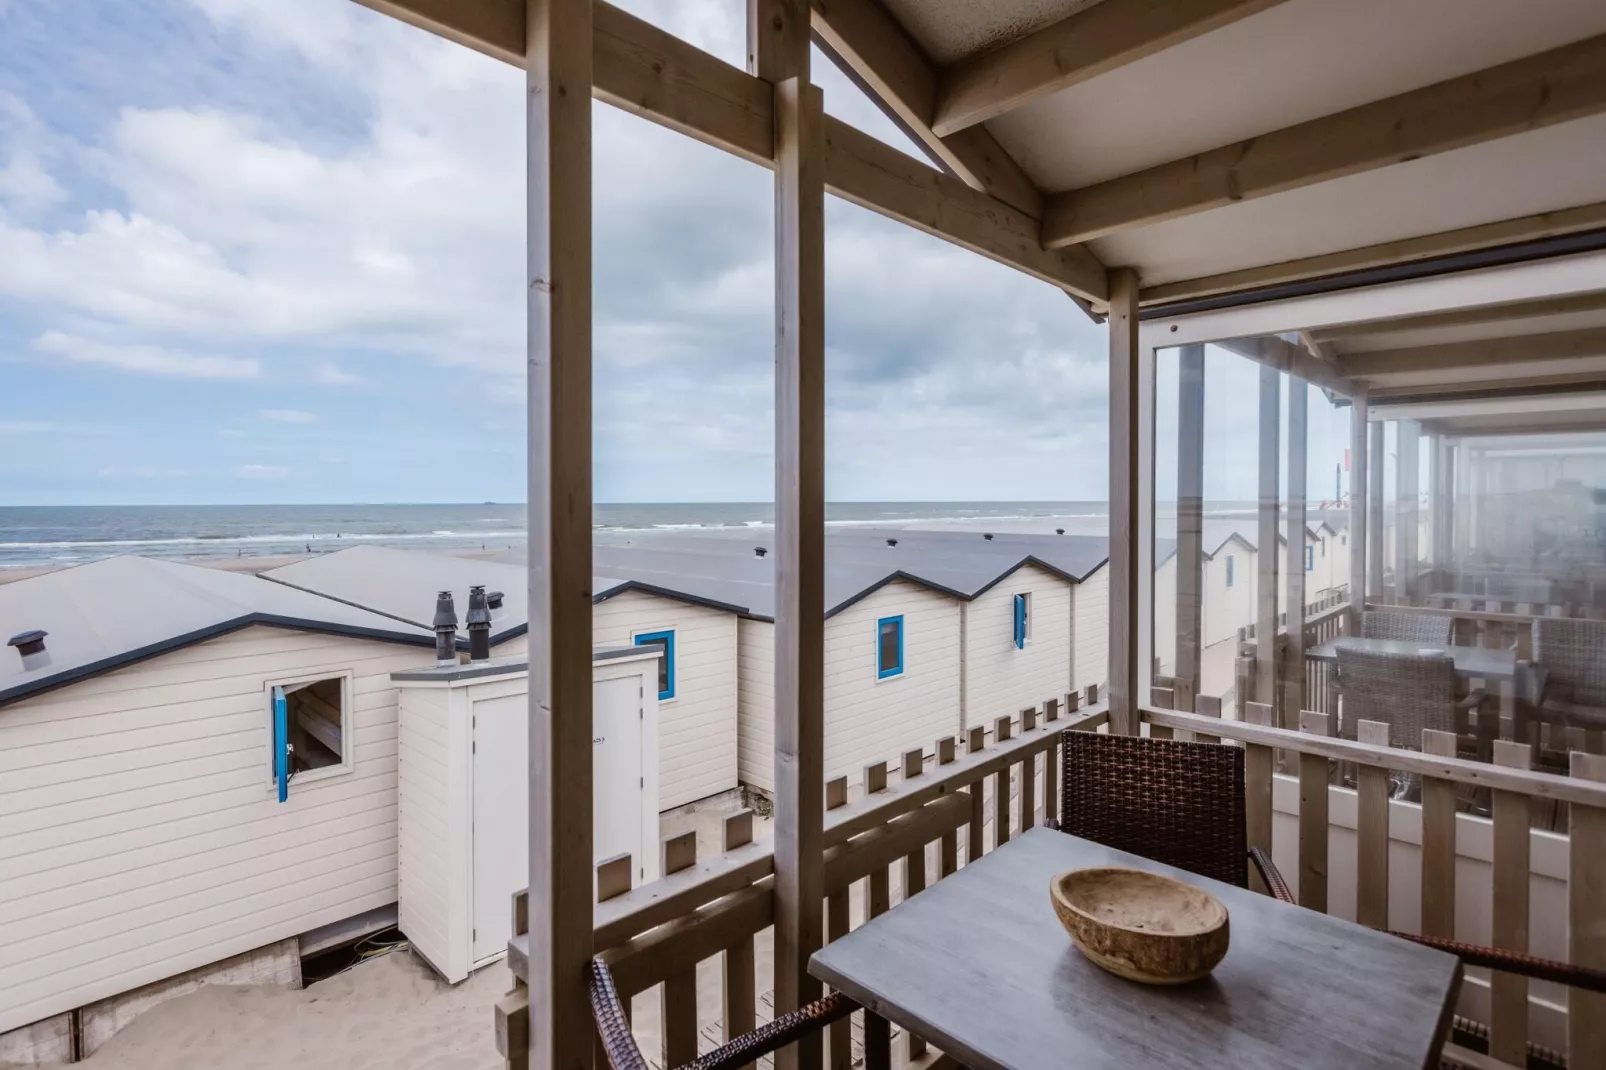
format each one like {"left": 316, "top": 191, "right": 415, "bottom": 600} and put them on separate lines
{"left": 760, "top": 4, "right": 824, "bottom": 1067}
{"left": 1367, "top": 421, "right": 1385, "bottom": 600}
{"left": 1255, "top": 365, "right": 1281, "bottom": 709}
{"left": 1283, "top": 379, "right": 1308, "bottom": 724}
{"left": 1174, "top": 344, "right": 1205, "bottom": 711}
{"left": 1395, "top": 420, "right": 1420, "bottom": 602}
{"left": 1349, "top": 392, "right": 1368, "bottom": 630}
{"left": 524, "top": 0, "right": 594, "bottom": 1066}
{"left": 1107, "top": 268, "right": 1140, "bottom": 736}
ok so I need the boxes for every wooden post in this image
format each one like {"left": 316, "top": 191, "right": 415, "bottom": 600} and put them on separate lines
{"left": 1396, "top": 420, "right": 1420, "bottom": 602}
{"left": 763, "top": 2, "right": 824, "bottom": 1063}
{"left": 1355, "top": 721, "right": 1390, "bottom": 930}
{"left": 1367, "top": 421, "right": 1385, "bottom": 601}
{"left": 1420, "top": 729, "right": 1458, "bottom": 940}
{"left": 1019, "top": 708, "right": 1037, "bottom": 830}
{"left": 1570, "top": 752, "right": 1606, "bottom": 1067}
{"left": 660, "top": 832, "right": 699, "bottom": 1067}
{"left": 937, "top": 737, "right": 959, "bottom": 877}
{"left": 524, "top": 0, "right": 594, "bottom": 1063}
{"left": 1349, "top": 392, "right": 1368, "bottom": 631}
{"left": 966, "top": 726, "right": 986, "bottom": 863}
{"left": 994, "top": 715, "right": 1012, "bottom": 848}
{"left": 1176, "top": 343, "right": 1206, "bottom": 710}
{"left": 720, "top": 813, "right": 757, "bottom": 1068}
{"left": 1283, "top": 379, "right": 1308, "bottom": 726}
{"left": 1490, "top": 741, "right": 1532, "bottom": 1065}
{"left": 1243, "top": 702, "right": 1274, "bottom": 894}
{"left": 1107, "top": 267, "right": 1140, "bottom": 736}
{"left": 1297, "top": 711, "right": 1329, "bottom": 912}
{"left": 1256, "top": 364, "right": 1281, "bottom": 712}
{"left": 1044, "top": 699, "right": 1060, "bottom": 825}
{"left": 823, "top": 780, "right": 849, "bottom": 1070}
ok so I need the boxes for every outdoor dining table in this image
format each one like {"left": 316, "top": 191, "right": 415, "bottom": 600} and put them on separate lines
{"left": 809, "top": 828, "right": 1461, "bottom": 1070}
{"left": 1305, "top": 635, "right": 1518, "bottom": 680}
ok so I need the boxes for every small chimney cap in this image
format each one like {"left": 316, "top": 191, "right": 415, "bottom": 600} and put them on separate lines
{"left": 487, "top": 591, "right": 504, "bottom": 609}
{"left": 983, "top": 532, "right": 994, "bottom": 541}
{"left": 1055, "top": 528, "right": 1065, "bottom": 535}
{"left": 8, "top": 630, "right": 47, "bottom": 655}
{"left": 754, "top": 546, "right": 768, "bottom": 557}
{"left": 466, "top": 585, "right": 492, "bottom": 626}
{"left": 886, "top": 537, "right": 898, "bottom": 547}
{"left": 433, "top": 590, "right": 458, "bottom": 630}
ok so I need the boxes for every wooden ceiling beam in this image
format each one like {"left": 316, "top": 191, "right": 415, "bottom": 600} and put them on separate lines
{"left": 350, "top": 0, "right": 1106, "bottom": 302}
{"left": 1308, "top": 290, "right": 1606, "bottom": 345}
{"left": 1214, "top": 335, "right": 1356, "bottom": 397}
{"left": 933, "top": 0, "right": 1286, "bottom": 137}
{"left": 1344, "top": 327, "right": 1606, "bottom": 379}
{"left": 1138, "top": 201, "right": 1606, "bottom": 308}
{"left": 1368, "top": 370, "right": 1606, "bottom": 402}
{"left": 809, "top": 0, "right": 1045, "bottom": 220}
{"left": 1043, "top": 33, "right": 1606, "bottom": 249}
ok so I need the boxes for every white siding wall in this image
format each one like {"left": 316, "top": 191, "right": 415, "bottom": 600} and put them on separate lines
{"left": 1073, "top": 564, "right": 1108, "bottom": 693}
{"left": 0, "top": 626, "right": 430, "bottom": 1035}
{"left": 593, "top": 591, "right": 737, "bottom": 809}
{"left": 964, "top": 565, "right": 1073, "bottom": 730}
{"left": 394, "top": 684, "right": 454, "bottom": 979}
{"left": 735, "top": 618, "right": 774, "bottom": 791}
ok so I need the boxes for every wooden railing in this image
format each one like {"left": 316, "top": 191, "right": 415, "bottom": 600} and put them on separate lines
{"left": 1142, "top": 703, "right": 1606, "bottom": 1069}
{"left": 497, "top": 688, "right": 1108, "bottom": 1069}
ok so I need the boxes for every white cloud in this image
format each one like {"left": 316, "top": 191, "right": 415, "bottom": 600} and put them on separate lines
{"left": 260, "top": 408, "right": 314, "bottom": 422}
{"left": 313, "top": 361, "right": 360, "bottom": 385}
{"left": 236, "top": 463, "right": 289, "bottom": 478}
{"left": 32, "top": 330, "right": 261, "bottom": 380}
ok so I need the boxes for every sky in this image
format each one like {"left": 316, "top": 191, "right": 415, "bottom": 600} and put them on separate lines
{"left": 0, "top": 0, "right": 1125, "bottom": 506}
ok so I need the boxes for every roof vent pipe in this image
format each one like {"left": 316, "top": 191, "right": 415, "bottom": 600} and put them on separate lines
{"left": 8, "top": 630, "right": 50, "bottom": 672}
{"left": 487, "top": 591, "right": 505, "bottom": 620}
{"left": 886, "top": 538, "right": 897, "bottom": 547}
{"left": 983, "top": 533, "right": 994, "bottom": 541}
{"left": 754, "top": 546, "right": 767, "bottom": 557}
{"left": 433, "top": 591, "right": 458, "bottom": 666}
{"left": 1056, "top": 528, "right": 1065, "bottom": 535}
{"left": 466, "top": 585, "right": 492, "bottom": 662}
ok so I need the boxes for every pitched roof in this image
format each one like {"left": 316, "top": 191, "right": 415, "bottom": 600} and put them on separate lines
{"left": 1, "top": 555, "right": 434, "bottom": 707}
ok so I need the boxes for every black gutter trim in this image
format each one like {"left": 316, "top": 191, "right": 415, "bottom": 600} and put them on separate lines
{"left": 592, "top": 580, "right": 755, "bottom": 619}
{"left": 1, "top": 615, "right": 433, "bottom": 709}
{"left": 1140, "top": 228, "right": 1606, "bottom": 321}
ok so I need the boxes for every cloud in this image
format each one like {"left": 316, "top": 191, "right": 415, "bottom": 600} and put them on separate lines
{"left": 312, "top": 361, "right": 360, "bottom": 385}
{"left": 236, "top": 463, "right": 288, "bottom": 478}
{"left": 32, "top": 330, "right": 261, "bottom": 380}
{"left": 260, "top": 408, "right": 314, "bottom": 422}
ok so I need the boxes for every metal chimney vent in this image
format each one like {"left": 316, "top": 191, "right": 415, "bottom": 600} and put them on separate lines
{"left": 8, "top": 629, "right": 51, "bottom": 672}
{"left": 433, "top": 591, "right": 458, "bottom": 666}
{"left": 466, "top": 586, "right": 492, "bottom": 662}
{"left": 754, "top": 546, "right": 767, "bottom": 557}
{"left": 983, "top": 533, "right": 994, "bottom": 541}
{"left": 886, "top": 538, "right": 897, "bottom": 547}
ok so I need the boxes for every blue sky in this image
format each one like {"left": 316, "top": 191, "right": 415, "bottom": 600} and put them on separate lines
{"left": 0, "top": 0, "right": 1115, "bottom": 505}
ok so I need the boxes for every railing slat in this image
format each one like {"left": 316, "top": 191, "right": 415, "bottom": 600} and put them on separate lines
{"left": 1569, "top": 752, "right": 1606, "bottom": 1068}
{"left": 937, "top": 736, "right": 959, "bottom": 877}
{"left": 1420, "top": 729, "right": 1459, "bottom": 941}
{"left": 865, "top": 863, "right": 891, "bottom": 1070}
{"left": 1490, "top": 741, "right": 1532, "bottom": 1065}
{"left": 967, "top": 726, "right": 986, "bottom": 864}
{"left": 994, "top": 716, "right": 1013, "bottom": 849}
{"left": 1355, "top": 720, "right": 1391, "bottom": 930}
{"left": 1244, "top": 702, "right": 1275, "bottom": 895}
{"left": 1194, "top": 694, "right": 1222, "bottom": 746}
{"left": 1043, "top": 699, "right": 1060, "bottom": 826}
{"left": 1297, "top": 711, "right": 1329, "bottom": 912}
{"left": 1019, "top": 708, "right": 1037, "bottom": 831}
{"left": 659, "top": 831, "right": 699, "bottom": 1068}
{"left": 823, "top": 783, "right": 850, "bottom": 1070}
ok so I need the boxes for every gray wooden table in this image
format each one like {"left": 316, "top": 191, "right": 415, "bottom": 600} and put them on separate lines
{"left": 1307, "top": 635, "right": 1518, "bottom": 680}
{"left": 810, "top": 828, "right": 1461, "bottom": 1070}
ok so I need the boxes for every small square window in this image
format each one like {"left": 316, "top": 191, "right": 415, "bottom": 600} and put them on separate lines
{"left": 1225, "top": 555, "right": 1235, "bottom": 588}
{"left": 1013, "top": 592, "right": 1031, "bottom": 649}
{"left": 633, "top": 630, "right": 676, "bottom": 700}
{"left": 269, "top": 674, "right": 350, "bottom": 801}
{"left": 1305, "top": 545, "right": 1315, "bottom": 571}
{"left": 877, "top": 616, "right": 903, "bottom": 679}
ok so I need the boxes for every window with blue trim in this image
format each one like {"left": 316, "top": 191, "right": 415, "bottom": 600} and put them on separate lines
{"left": 876, "top": 615, "right": 904, "bottom": 679}
{"left": 1012, "top": 592, "right": 1031, "bottom": 649}
{"left": 634, "top": 630, "right": 676, "bottom": 700}
{"left": 1305, "top": 545, "right": 1314, "bottom": 571}
{"left": 1224, "top": 554, "right": 1236, "bottom": 588}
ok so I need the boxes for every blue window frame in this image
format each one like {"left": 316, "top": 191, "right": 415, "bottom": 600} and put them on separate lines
{"left": 634, "top": 630, "right": 676, "bottom": 700}
{"left": 1224, "top": 554, "right": 1235, "bottom": 588}
{"left": 876, "top": 615, "right": 904, "bottom": 679}
{"left": 1012, "top": 592, "right": 1030, "bottom": 649}
{"left": 1305, "top": 545, "right": 1315, "bottom": 571}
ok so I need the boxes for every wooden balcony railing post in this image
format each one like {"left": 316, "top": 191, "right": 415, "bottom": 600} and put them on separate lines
{"left": 1044, "top": 698, "right": 1060, "bottom": 826}
{"left": 660, "top": 831, "right": 699, "bottom": 1067}
{"left": 1195, "top": 694, "right": 1222, "bottom": 746}
{"left": 1297, "top": 711, "right": 1329, "bottom": 912}
{"left": 1490, "top": 740, "right": 1533, "bottom": 1064}
{"left": 937, "top": 737, "right": 959, "bottom": 877}
{"left": 994, "top": 715, "right": 1013, "bottom": 848}
{"left": 898, "top": 747, "right": 928, "bottom": 1061}
{"left": 721, "top": 811, "right": 758, "bottom": 1068}
{"left": 1243, "top": 702, "right": 1275, "bottom": 895}
{"left": 1420, "top": 729, "right": 1459, "bottom": 940}
{"left": 1020, "top": 707, "right": 1038, "bottom": 831}
{"left": 1570, "top": 752, "right": 1606, "bottom": 1067}
{"left": 1354, "top": 721, "right": 1391, "bottom": 930}
{"left": 966, "top": 726, "right": 986, "bottom": 864}
{"left": 823, "top": 777, "right": 850, "bottom": 1070}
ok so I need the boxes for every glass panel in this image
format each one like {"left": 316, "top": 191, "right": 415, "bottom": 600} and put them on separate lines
{"left": 877, "top": 616, "right": 902, "bottom": 677}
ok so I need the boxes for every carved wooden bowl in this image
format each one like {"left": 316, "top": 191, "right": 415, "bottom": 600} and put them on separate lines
{"left": 1050, "top": 867, "right": 1230, "bottom": 984}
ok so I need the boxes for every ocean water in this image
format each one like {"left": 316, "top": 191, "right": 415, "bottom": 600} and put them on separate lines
{"left": 0, "top": 502, "right": 1121, "bottom": 570}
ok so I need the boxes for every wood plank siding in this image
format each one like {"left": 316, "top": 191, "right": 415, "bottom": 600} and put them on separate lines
{"left": 962, "top": 564, "right": 1072, "bottom": 731}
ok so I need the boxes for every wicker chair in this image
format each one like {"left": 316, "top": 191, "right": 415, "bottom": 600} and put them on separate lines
{"left": 1529, "top": 617, "right": 1606, "bottom": 733}
{"left": 1362, "top": 609, "right": 1452, "bottom": 646}
{"left": 1057, "top": 730, "right": 1282, "bottom": 892}
{"left": 589, "top": 958, "right": 856, "bottom": 1070}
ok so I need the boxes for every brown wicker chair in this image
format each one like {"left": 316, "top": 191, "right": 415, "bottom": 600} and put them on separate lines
{"left": 588, "top": 958, "right": 856, "bottom": 1070}
{"left": 1057, "top": 730, "right": 1285, "bottom": 894}
{"left": 1362, "top": 609, "right": 1452, "bottom": 646}
{"left": 1529, "top": 617, "right": 1606, "bottom": 734}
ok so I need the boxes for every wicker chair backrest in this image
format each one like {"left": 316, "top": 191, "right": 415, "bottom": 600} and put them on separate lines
{"left": 1336, "top": 646, "right": 1456, "bottom": 746}
{"left": 1362, "top": 610, "right": 1451, "bottom": 646}
{"left": 1059, "top": 731, "right": 1247, "bottom": 888}
{"left": 1533, "top": 617, "right": 1606, "bottom": 708}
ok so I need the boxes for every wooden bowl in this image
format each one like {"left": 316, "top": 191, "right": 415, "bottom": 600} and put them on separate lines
{"left": 1050, "top": 867, "right": 1229, "bottom": 984}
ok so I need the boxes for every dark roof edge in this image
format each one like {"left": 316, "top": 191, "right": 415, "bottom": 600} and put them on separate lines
{"left": 593, "top": 579, "right": 757, "bottom": 619}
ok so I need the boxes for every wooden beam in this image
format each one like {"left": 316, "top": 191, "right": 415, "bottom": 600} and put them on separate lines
{"left": 1394, "top": 421, "right": 1420, "bottom": 601}
{"left": 933, "top": 0, "right": 1285, "bottom": 136}
{"left": 1310, "top": 289, "right": 1606, "bottom": 346}
{"left": 1349, "top": 390, "right": 1368, "bottom": 626}
{"left": 809, "top": 0, "right": 1044, "bottom": 218}
{"left": 769, "top": 6, "right": 827, "bottom": 1056}
{"left": 1107, "top": 268, "right": 1140, "bottom": 736}
{"left": 1366, "top": 420, "right": 1384, "bottom": 599}
{"left": 1344, "top": 326, "right": 1606, "bottom": 380}
{"left": 1368, "top": 369, "right": 1606, "bottom": 401}
{"left": 1140, "top": 200, "right": 1606, "bottom": 307}
{"left": 352, "top": 0, "right": 1104, "bottom": 303}
{"left": 524, "top": 0, "right": 594, "bottom": 1066}
{"left": 1043, "top": 33, "right": 1606, "bottom": 247}
{"left": 1175, "top": 344, "right": 1205, "bottom": 704}
{"left": 1283, "top": 378, "right": 1307, "bottom": 722}
{"left": 1216, "top": 335, "right": 1355, "bottom": 397}
{"left": 1255, "top": 363, "right": 1280, "bottom": 709}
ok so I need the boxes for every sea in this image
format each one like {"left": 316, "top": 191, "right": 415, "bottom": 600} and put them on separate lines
{"left": 0, "top": 502, "right": 1135, "bottom": 571}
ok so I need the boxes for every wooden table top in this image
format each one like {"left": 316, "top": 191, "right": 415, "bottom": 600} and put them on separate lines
{"left": 810, "top": 829, "right": 1462, "bottom": 1070}
{"left": 1307, "top": 636, "right": 1518, "bottom": 680}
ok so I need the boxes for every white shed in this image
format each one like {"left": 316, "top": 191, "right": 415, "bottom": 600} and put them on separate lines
{"left": 391, "top": 648, "right": 661, "bottom": 983}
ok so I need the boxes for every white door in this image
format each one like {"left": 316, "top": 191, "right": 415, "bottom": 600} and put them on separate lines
{"left": 471, "top": 676, "right": 645, "bottom": 966}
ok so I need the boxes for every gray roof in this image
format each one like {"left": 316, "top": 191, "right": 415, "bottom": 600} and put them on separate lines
{"left": 1, "top": 555, "right": 435, "bottom": 707}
